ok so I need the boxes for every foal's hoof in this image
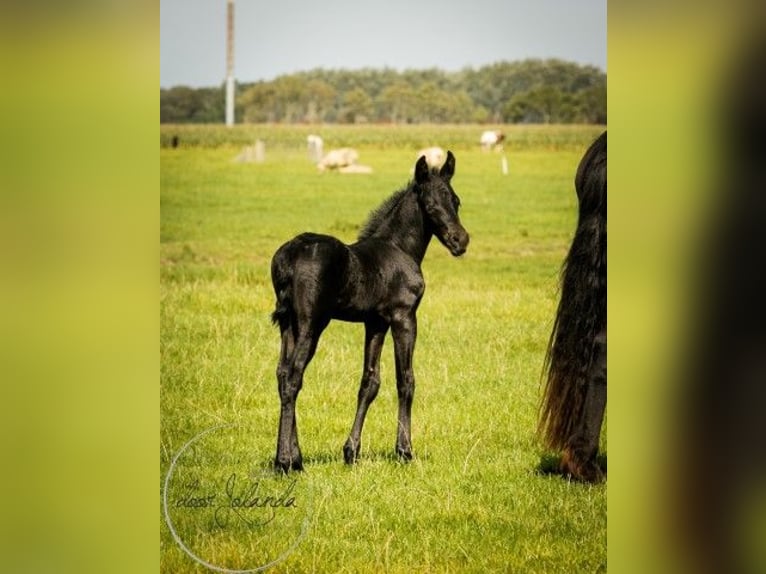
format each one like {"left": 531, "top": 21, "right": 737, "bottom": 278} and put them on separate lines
{"left": 274, "top": 456, "right": 304, "bottom": 474}
{"left": 343, "top": 441, "right": 359, "bottom": 465}
{"left": 396, "top": 447, "right": 413, "bottom": 462}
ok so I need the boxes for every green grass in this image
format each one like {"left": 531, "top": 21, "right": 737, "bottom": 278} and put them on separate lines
{"left": 161, "top": 125, "right": 606, "bottom": 573}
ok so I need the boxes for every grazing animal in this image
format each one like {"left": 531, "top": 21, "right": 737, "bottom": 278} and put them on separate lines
{"left": 270, "top": 151, "right": 469, "bottom": 472}
{"left": 317, "top": 147, "right": 359, "bottom": 171}
{"left": 539, "top": 131, "right": 607, "bottom": 483}
{"left": 480, "top": 130, "right": 505, "bottom": 151}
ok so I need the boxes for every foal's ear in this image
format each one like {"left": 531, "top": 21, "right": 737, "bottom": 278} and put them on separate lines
{"left": 415, "top": 155, "right": 430, "bottom": 185}
{"left": 440, "top": 151, "right": 455, "bottom": 181}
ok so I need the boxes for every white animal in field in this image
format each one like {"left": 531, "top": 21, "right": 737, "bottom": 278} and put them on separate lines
{"left": 416, "top": 146, "right": 446, "bottom": 169}
{"left": 307, "top": 134, "right": 323, "bottom": 162}
{"left": 480, "top": 130, "right": 505, "bottom": 151}
{"left": 317, "top": 147, "right": 359, "bottom": 171}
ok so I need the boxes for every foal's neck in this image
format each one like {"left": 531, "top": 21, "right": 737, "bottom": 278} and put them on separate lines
{"left": 368, "top": 190, "right": 432, "bottom": 264}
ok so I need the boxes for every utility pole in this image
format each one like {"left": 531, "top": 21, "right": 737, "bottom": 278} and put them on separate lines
{"left": 225, "top": 0, "right": 235, "bottom": 126}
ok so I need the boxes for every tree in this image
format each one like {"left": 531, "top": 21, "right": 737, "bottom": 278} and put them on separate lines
{"left": 303, "top": 80, "right": 336, "bottom": 123}
{"left": 377, "top": 81, "right": 417, "bottom": 123}
{"left": 162, "top": 59, "right": 607, "bottom": 125}
{"left": 160, "top": 86, "right": 225, "bottom": 123}
{"left": 577, "top": 84, "right": 607, "bottom": 124}
{"left": 238, "top": 82, "right": 277, "bottom": 122}
{"left": 341, "top": 88, "right": 373, "bottom": 123}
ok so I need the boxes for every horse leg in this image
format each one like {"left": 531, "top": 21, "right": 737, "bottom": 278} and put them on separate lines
{"left": 561, "top": 330, "right": 607, "bottom": 482}
{"left": 391, "top": 311, "right": 417, "bottom": 461}
{"left": 275, "top": 321, "right": 322, "bottom": 473}
{"left": 343, "top": 319, "right": 389, "bottom": 464}
{"left": 275, "top": 323, "right": 302, "bottom": 467}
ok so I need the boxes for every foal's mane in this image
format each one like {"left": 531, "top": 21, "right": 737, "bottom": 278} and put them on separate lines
{"left": 357, "top": 163, "right": 447, "bottom": 241}
{"left": 357, "top": 185, "right": 413, "bottom": 241}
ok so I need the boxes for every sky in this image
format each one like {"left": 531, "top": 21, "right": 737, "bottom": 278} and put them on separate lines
{"left": 160, "top": 0, "right": 606, "bottom": 88}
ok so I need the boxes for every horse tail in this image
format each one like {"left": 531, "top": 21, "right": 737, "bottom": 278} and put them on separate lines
{"left": 539, "top": 132, "right": 607, "bottom": 451}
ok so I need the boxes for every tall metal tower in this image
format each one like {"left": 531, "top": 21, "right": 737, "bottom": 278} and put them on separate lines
{"left": 225, "top": 0, "right": 235, "bottom": 126}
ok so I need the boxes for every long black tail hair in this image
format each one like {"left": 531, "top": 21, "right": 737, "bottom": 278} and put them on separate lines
{"left": 539, "top": 131, "right": 607, "bottom": 450}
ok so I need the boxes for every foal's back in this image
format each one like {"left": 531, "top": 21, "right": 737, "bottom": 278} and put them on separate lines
{"left": 271, "top": 231, "right": 423, "bottom": 325}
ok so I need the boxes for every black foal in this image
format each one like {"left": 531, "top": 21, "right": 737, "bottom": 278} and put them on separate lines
{"left": 271, "top": 152, "right": 469, "bottom": 472}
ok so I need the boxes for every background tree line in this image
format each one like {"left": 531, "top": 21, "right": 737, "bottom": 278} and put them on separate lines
{"left": 160, "top": 59, "right": 605, "bottom": 125}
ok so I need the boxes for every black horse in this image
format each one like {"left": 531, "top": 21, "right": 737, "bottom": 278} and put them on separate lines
{"left": 539, "top": 132, "right": 607, "bottom": 483}
{"left": 270, "top": 151, "right": 469, "bottom": 472}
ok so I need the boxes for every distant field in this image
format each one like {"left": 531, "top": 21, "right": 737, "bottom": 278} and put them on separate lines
{"left": 160, "top": 124, "right": 606, "bottom": 573}
{"left": 160, "top": 123, "right": 603, "bottom": 152}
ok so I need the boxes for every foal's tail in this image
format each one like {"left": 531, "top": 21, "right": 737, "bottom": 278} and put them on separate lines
{"left": 271, "top": 295, "right": 291, "bottom": 330}
{"left": 539, "top": 132, "right": 607, "bottom": 451}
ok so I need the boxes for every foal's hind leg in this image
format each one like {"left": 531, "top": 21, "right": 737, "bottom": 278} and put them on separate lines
{"left": 344, "top": 319, "right": 389, "bottom": 464}
{"left": 275, "top": 321, "right": 324, "bottom": 473}
{"left": 561, "top": 330, "right": 607, "bottom": 482}
{"left": 276, "top": 324, "right": 302, "bottom": 469}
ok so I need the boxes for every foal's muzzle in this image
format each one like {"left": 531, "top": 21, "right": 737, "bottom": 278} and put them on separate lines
{"left": 444, "top": 226, "right": 470, "bottom": 256}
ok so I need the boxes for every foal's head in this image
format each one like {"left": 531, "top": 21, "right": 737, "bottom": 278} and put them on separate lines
{"left": 414, "top": 151, "right": 470, "bottom": 256}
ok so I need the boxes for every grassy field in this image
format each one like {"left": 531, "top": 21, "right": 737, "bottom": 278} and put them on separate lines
{"left": 160, "top": 124, "right": 606, "bottom": 573}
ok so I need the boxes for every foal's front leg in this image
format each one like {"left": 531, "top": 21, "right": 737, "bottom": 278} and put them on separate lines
{"left": 344, "top": 319, "right": 389, "bottom": 464}
{"left": 391, "top": 312, "right": 417, "bottom": 461}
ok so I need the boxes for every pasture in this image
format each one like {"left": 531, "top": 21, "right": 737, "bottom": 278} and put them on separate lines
{"left": 160, "top": 124, "right": 606, "bottom": 573}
